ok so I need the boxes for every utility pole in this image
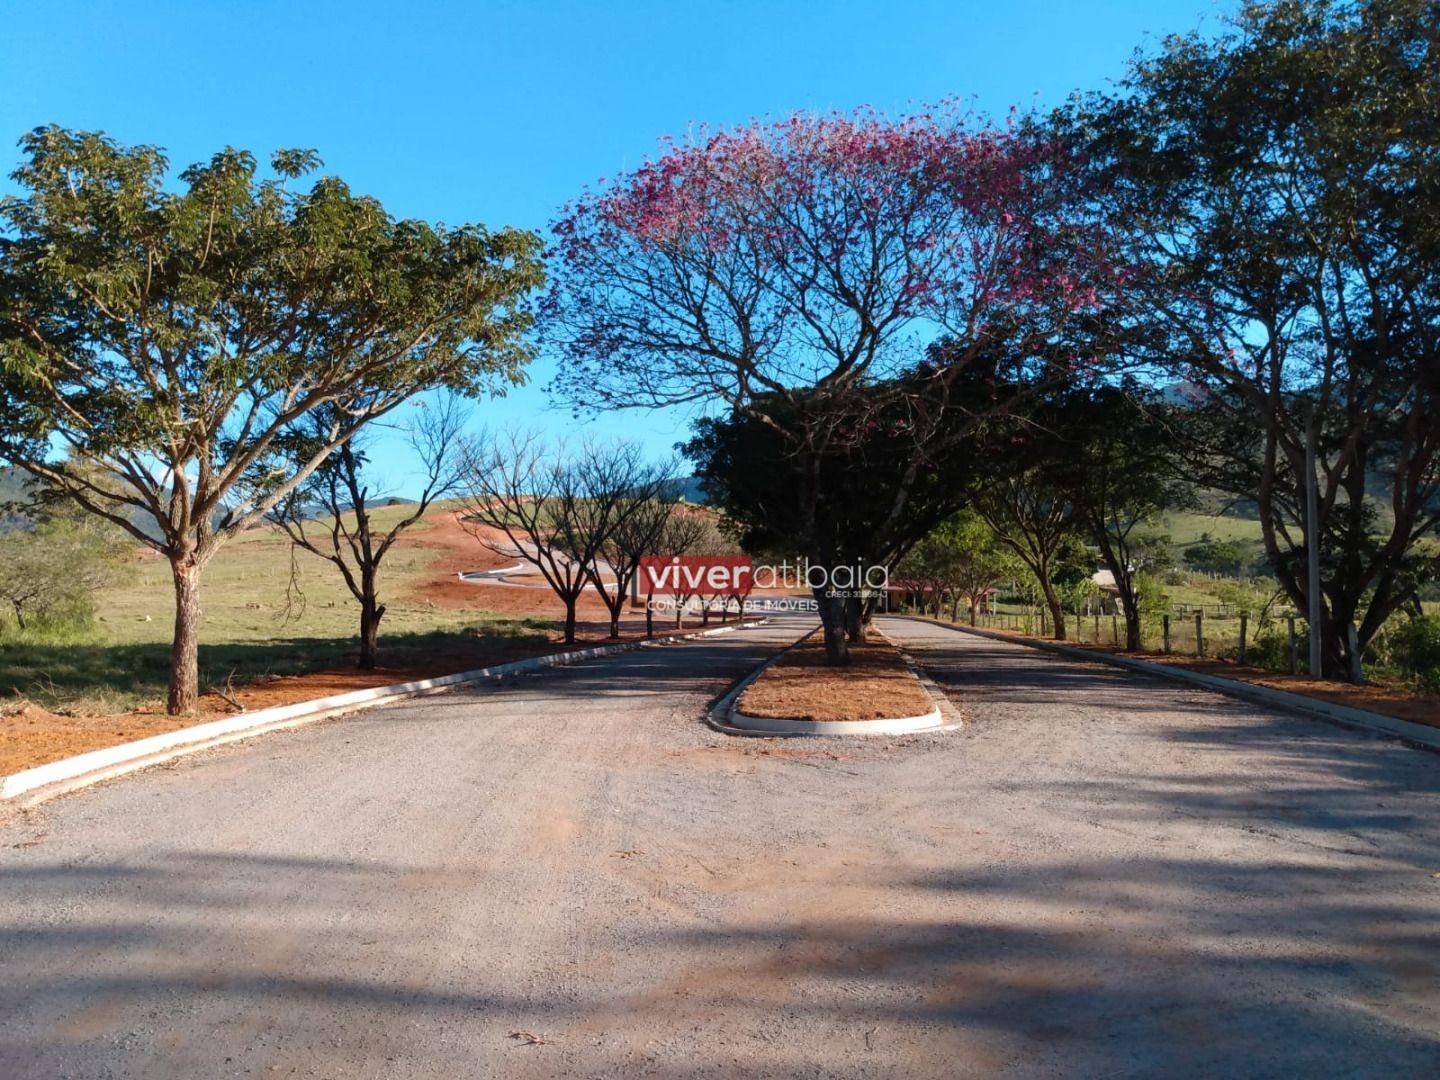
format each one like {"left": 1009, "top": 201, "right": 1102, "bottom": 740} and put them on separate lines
{"left": 1303, "top": 399, "right": 1323, "bottom": 678}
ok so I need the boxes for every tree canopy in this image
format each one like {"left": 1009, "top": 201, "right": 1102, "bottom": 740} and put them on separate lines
{"left": 549, "top": 105, "right": 1127, "bottom": 661}
{"left": 1072, "top": 0, "right": 1440, "bottom": 675}
{"left": 0, "top": 127, "right": 544, "bottom": 710}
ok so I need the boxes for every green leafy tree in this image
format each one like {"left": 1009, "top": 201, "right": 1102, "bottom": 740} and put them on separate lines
{"left": 0, "top": 128, "right": 543, "bottom": 711}
{"left": 1128, "top": 532, "right": 1176, "bottom": 573}
{"left": 684, "top": 374, "right": 982, "bottom": 658}
{"left": 966, "top": 390, "right": 1086, "bottom": 640}
{"left": 927, "top": 511, "right": 1017, "bottom": 624}
{"left": 1075, "top": 0, "right": 1440, "bottom": 677}
{"left": 1061, "top": 385, "right": 1190, "bottom": 650}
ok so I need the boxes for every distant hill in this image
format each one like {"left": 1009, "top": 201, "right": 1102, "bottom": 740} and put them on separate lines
{"left": 666, "top": 476, "right": 710, "bottom": 504}
{"left": 0, "top": 465, "right": 239, "bottom": 543}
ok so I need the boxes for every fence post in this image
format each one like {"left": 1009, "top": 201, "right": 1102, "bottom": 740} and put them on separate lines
{"left": 1195, "top": 610, "right": 1205, "bottom": 657}
{"left": 1287, "top": 616, "right": 1298, "bottom": 675}
{"left": 1239, "top": 613, "right": 1249, "bottom": 665}
{"left": 1162, "top": 613, "right": 1171, "bottom": 654}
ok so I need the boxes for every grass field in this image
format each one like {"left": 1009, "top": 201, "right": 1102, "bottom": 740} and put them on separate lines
{"left": 1160, "top": 510, "right": 1265, "bottom": 547}
{"left": 1, "top": 502, "right": 554, "bottom": 713}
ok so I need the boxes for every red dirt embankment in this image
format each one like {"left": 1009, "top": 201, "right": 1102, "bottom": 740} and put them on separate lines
{"left": 407, "top": 513, "right": 623, "bottom": 621}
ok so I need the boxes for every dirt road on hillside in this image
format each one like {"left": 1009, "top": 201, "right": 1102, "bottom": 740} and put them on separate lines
{"left": 1, "top": 615, "right": 1436, "bottom": 1076}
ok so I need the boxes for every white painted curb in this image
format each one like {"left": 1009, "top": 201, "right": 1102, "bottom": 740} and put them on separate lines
{"left": 727, "top": 707, "right": 943, "bottom": 736}
{"left": 900, "top": 617, "right": 1440, "bottom": 753}
{"left": 711, "top": 625, "right": 949, "bottom": 737}
{"left": 2, "top": 618, "right": 771, "bottom": 805}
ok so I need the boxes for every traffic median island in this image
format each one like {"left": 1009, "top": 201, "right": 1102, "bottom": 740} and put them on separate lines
{"left": 726, "top": 631, "right": 944, "bottom": 735}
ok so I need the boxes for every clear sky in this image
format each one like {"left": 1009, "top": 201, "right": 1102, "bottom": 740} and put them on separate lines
{"left": 1, "top": 0, "right": 1234, "bottom": 495}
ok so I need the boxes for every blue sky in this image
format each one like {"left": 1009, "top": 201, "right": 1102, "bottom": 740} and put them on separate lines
{"left": 1, "top": 0, "right": 1234, "bottom": 494}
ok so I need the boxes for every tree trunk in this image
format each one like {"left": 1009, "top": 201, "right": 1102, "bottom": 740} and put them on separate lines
{"left": 168, "top": 556, "right": 203, "bottom": 715}
{"left": 816, "top": 590, "right": 850, "bottom": 665}
{"left": 1039, "top": 577, "right": 1067, "bottom": 641}
{"left": 563, "top": 599, "right": 577, "bottom": 644}
{"left": 1120, "top": 590, "right": 1141, "bottom": 652}
{"left": 844, "top": 595, "right": 866, "bottom": 644}
{"left": 358, "top": 591, "right": 385, "bottom": 671}
{"left": 602, "top": 593, "right": 622, "bottom": 639}
{"left": 11, "top": 600, "right": 25, "bottom": 630}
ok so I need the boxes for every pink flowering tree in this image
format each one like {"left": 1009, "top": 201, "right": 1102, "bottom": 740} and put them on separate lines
{"left": 545, "top": 105, "right": 1123, "bottom": 662}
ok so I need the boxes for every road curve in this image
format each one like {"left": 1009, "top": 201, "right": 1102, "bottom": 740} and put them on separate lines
{"left": 1, "top": 613, "right": 1437, "bottom": 1077}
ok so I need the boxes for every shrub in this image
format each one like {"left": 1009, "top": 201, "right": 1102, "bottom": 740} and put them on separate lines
{"left": 1243, "top": 630, "right": 1285, "bottom": 671}
{"left": 1383, "top": 616, "right": 1440, "bottom": 693}
{"left": 1184, "top": 540, "right": 1245, "bottom": 576}
{"left": 0, "top": 519, "right": 121, "bottom": 638}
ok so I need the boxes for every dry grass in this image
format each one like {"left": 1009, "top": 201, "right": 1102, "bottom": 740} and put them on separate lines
{"left": 737, "top": 633, "right": 933, "bottom": 722}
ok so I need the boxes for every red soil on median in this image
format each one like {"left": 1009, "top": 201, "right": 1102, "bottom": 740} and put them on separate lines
{"left": 738, "top": 634, "right": 933, "bottom": 723}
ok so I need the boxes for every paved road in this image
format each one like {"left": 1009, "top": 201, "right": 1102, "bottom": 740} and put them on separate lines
{"left": 1, "top": 615, "right": 1437, "bottom": 1077}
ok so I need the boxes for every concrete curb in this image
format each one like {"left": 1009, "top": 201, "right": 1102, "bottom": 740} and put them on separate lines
{"left": 874, "top": 625, "right": 965, "bottom": 729}
{"left": 2, "top": 618, "right": 772, "bottom": 806}
{"left": 710, "top": 625, "right": 950, "bottom": 737}
{"left": 896, "top": 616, "right": 1440, "bottom": 754}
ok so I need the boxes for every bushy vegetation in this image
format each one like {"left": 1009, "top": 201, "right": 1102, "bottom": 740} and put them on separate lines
{"left": 0, "top": 516, "right": 127, "bottom": 638}
{"left": 1369, "top": 616, "right": 1440, "bottom": 693}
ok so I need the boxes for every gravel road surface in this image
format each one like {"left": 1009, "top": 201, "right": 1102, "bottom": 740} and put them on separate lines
{"left": 1, "top": 614, "right": 1436, "bottom": 1077}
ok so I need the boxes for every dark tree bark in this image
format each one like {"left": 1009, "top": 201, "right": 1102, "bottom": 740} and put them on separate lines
{"left": 816, "top": 591, "right": 851, "bottom": 665}
{"left": 358, "top": 579, "right": 386, "bottom": 671}
{"left": 169, "top": 556, "right": 202, "bottom": 714}
{"left": 843, "top": 596, "right": 867, "bottom": 644}
{"left": 1036, "top": 567, "right": 1067, "bottom": 643}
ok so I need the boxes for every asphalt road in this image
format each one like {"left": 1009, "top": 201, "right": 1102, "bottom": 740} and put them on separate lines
{"left": 1, "top": 614, "right": 1437, "bottom": 1077}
